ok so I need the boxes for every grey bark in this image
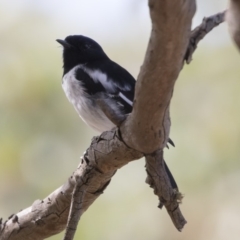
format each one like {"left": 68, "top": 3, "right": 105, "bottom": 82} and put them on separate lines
{"left": 185, "top": 11, "right": 226, "bottom": 63}
{"left": 121, "top": 0, "right": 196, "bottom": 153}
{"left": 0, "top": 131, "right": 142, "bottom": 240}
{"left": 1, "top": 1, "right": 231, "bottom": 240}
{"left": 145, "top": 151, "right": 185, "bottom": 231}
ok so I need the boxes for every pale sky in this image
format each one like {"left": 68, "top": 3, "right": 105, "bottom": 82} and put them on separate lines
{"left": 0, "top": 0, "right": 229, "bottom": 46}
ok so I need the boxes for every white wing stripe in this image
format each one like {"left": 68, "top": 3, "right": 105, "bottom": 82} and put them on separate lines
{"left": 119, "top": 92, "right": 133, "bottom": 106}
{"left": 83, "top": 67, "right": 116, "bottom": 92}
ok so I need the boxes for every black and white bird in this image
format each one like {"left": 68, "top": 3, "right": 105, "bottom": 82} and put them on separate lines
{"left": 56, "top": 35, "right": 135, "bottom": 132}
{"left": 57, "top": 35, "right": 177, "bottom": 189}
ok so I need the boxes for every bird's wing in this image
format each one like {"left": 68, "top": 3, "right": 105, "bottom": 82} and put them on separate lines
{"left": 75, "top": 67, "right": 106, "bottom": 95}
{"left": 75, "top": 63, "right": 175, "bottom": 146}
{"left": 76, "top": 61, "right": 136, "bottom": 114}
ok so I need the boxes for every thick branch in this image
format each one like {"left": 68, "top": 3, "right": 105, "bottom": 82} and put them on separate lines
{"left": 0, "top": 130, "right": 142, "bottom": 240}
{"left": 185, "top": 11, "right": 226, "bottom": 63}
{"left": 121, "top": 0, "right": 196, "bottom": 153}
{"left": 2, "top": 3, "right": 231, "bottom": 240}
{"left": 226, "top": 0, "right": 240, "bottom": 50}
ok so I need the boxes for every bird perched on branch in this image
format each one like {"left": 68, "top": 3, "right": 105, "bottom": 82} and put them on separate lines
{"left": 57, "top": 35, "right": 135, "bottom": 132}
{"left": 57, "top": 35, "right": 177, "bottom": 189}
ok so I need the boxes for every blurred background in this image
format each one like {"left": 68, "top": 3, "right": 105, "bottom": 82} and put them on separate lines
{"left": 0, "top": 0, "right": 240, "bottom": 239}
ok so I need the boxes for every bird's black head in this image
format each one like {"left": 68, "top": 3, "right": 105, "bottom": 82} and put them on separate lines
{"left": 57, "top": 35, "right": 108, "bottom": 74}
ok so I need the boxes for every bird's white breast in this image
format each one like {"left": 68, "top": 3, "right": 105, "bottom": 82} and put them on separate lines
{"left": 62, "top": 66, "right": 115, "bottom": 132}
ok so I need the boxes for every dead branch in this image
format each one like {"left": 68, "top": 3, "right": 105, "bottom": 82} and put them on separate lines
{"left": 1, "top": 2, "right": 232, "bottom": 240}
{"left": 121, "top": 0, "right": 196, "bottom": 153}
{"left": 185, "top": 11, "right": 226, "bottom": 64}
{"left": 145, "top": 151, "right": 185, "bottom": 231}
{"left": 62, "top": 168, "right": 87, "bottom": 240}
{"left": 0, "top": 131, "right": 142, "bottom": 240}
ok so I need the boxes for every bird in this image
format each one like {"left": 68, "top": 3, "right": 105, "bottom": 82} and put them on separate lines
{"left": 57, "top": 35, "right": 177, "bottom": 189}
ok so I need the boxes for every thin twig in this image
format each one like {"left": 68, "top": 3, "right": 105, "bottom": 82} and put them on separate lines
{"left": 63, "top": 187, "right": 86, "bottom": 240}
{"left": 63, "top": 155, "right": 88, "bottom": 240}
{"left": 185, "top": 10, "right": 226, "bottom": 64}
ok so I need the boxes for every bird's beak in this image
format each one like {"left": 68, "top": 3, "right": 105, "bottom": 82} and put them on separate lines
{"left": 56, "top": 39, "right": 72, "bottom": 49}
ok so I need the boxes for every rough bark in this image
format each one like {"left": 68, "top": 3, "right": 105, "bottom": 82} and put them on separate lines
{"left": 121, "top": 0, "right": 196, "bottom": 153}
{"left": 0, "top": 131, "right": 142, "bottom": 240}
{"left": 1, "top": 1, "right": 230, "bottom": 240}
{"left": 226, "top": 0, "right": 240, "bottom": 50}
{"left": 145, "top": 151, "right": 185, "bottom": 231}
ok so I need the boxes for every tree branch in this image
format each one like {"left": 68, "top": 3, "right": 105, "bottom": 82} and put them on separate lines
{"left": 121, "top": 0, "right": 196, "bottom": 153}
{"left": 185, "top": 11, "right": 226, "bottom": 64}
{"left": 63, "top": 167, "right": 87, "bottom": 240}
{"left": 145, "top": 151, "right": 185, "bottom": 231}
{"left": 0, "top": 130, "right": 142, "bottom": 240}
{"left": 2, "top": 2, "right": 231, "bottom": 240}
{"left": 226, "top": 0, "right": 240, "bottom": 50}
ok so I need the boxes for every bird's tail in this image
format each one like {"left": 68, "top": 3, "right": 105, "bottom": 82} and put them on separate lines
{"left": 163, "top": 160, "right": 178, "bottom": 190}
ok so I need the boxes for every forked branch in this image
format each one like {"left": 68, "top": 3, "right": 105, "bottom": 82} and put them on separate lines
{"left": 1, "top": 3, "right": 231, "bottom": 240}
{"left": 185, "top": 11, "right": 226, "bottom": 63}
